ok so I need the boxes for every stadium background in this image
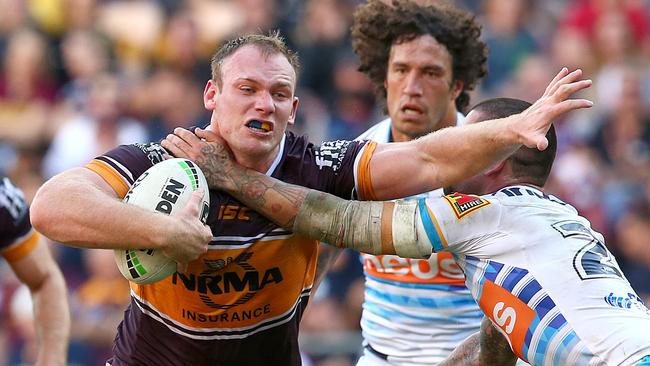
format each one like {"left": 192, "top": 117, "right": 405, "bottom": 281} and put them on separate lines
{"left": 0, "top": 0, "right": 649, "bottom": 364}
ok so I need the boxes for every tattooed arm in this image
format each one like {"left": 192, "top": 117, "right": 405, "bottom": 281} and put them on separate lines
{"left": 439, "top": 317, "right": 518, "bottom": 366}
{"left": 162, "top": 131, "right": 309, "bottom": 228}
{"left": 162, "top": 130, "right": 412, "bottom": 258}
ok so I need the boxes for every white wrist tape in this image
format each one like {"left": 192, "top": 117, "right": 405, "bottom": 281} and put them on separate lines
{"left": 293, "top": 191, "right": 384, "bottom": 254}
{"left": 392, "top": 200, "right": 433, "bottom": 258}
{"left": 293, "top": 192, "right": 432, "bottom": 258}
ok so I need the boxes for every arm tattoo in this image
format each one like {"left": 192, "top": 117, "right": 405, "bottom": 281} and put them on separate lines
{"left": 196, "top": 143, "right": 309, "bottom": 228}
{"left": 479, "top": 318, "right": 517, "bottom": 365}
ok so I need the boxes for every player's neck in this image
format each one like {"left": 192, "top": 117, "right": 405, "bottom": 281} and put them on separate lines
{"left": 232, "top": 148, "right": 279, "bottom": 173}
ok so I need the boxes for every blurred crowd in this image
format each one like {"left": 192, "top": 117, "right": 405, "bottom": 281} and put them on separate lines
{"left": 0, "top": 0, "right": 649, "bottom": 365}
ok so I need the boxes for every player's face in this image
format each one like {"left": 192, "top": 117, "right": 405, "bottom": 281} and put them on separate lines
{"left": 385, "top": 34, "right": 462, "bottom": 142}
{"left": 204, "top": 45, "right": 298, "bottom": 163}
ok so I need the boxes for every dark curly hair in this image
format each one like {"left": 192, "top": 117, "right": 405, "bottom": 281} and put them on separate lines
{"left": 351, "top": 0, "right": 487, "bottom": 113}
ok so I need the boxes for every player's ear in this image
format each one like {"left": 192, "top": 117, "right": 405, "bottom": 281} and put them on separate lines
{"left": 204, "top": 80, "right": 219, "bottom": 110}
{"left": 450, "top": 79, "right": 464, "bottom": 101}
{"left": 287, "top": 96, "right": 299, "bottom": 126}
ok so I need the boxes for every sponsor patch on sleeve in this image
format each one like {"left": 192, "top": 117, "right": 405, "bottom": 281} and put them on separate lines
{"left": 135, "top": 142, "right": 167, "bottom": 165}
{"left": 443, "top": 192, "right": 490, "bottom": 220}
{"left": 314, "top": 140, "right": 351, "bottom": 172}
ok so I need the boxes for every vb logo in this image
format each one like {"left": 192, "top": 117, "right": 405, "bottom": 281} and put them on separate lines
{"left": 493, "top": 302, "right": 517, "bottom": 334}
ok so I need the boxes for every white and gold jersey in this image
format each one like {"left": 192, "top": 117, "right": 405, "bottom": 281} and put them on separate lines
{"left": 417, "top": 186, "right": 650, "bottom": 366}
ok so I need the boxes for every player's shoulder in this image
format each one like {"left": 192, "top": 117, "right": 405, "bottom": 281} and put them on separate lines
{"left": 491, "top": 185, "right": 573, "bottom": 210}
{"left": 97, "top": 141, "right": 167, "bottom": 170}
{"left": 131, "top": 142, "right": 167, "bottom": 165}
{"left": 284, "top": 131, "right": 366, "bottom": 172}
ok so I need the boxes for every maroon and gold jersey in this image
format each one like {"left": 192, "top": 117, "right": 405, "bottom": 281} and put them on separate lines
{"left": 0, "top": 176, "right": 39, "bottom": 262}
{"left": 87, "top": 132, "right": 376, "bottom": 365}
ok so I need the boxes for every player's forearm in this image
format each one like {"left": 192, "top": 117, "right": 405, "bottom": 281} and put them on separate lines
{"left": 478, "top": 317, "right": 518, "bottom": 366}
{"left": 416, "top": 115, "right": 520, "bottom": 188}
{"left": 31, "top": 265, "right": 70, "bottom": 366}
{"left": 31, "top": 169, "right": 172, "bottom": 250}
{"left": 217, "top": 162, "right": 309, "bottom": 228}
{"left": 369, "top": 115, "right": 522, "bottom": 199}
{"left": 438, "top": 332, "right": 481, "bottom": 366}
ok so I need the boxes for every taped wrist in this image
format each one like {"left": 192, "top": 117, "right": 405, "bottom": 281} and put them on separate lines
{"left": 292, "top": 191, "right": 432, "bottom": 258}
{"left": 293, "top": 191, "right": 384, "bottom": 254}
{"left": 392, "top": 200, "right": 433, "bottom": 258}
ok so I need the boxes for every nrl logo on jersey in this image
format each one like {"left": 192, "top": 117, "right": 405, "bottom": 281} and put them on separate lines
{"left": 314, "top": 140, "right": 351, "bottom": 172}
{"left": 134, "top": 143, "right": 166, "bottom": 165}
{"left": 444, "top": 192, "right": 490, "bottom": 219}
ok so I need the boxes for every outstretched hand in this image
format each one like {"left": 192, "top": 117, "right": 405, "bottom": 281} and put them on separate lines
{"left": 160, "top": 189, "right": 212, "bottom": 273}
{"left": 517, "top": 68, "right": 593, "bottom": 150}
{"left": 161, "top": 127, "right": 238, "bottom": 191}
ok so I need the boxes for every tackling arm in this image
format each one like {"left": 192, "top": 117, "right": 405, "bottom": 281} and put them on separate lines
{"left": 197, "top": 151, "right": 429, "bottom": 258}
{"left": 368, "top": 68, "right": 592, "bottom": 200}
{"left": 9, "top": 238, "right": 70, "bottom": 366}
{"left": 164, "top": 69, "right": 591, "bottom": 203}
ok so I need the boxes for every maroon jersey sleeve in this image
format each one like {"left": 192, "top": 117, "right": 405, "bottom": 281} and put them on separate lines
{"left": 85, "top": 142, "right": 167, "bottom": 198}
{"left": 276, "top": 133, "right": 374, "bottom": 199}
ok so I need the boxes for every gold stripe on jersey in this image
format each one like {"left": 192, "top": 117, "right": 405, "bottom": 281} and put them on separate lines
{"left": 86, "top": 160, "right": 130, "bottom": 198}
{"left": 129, "top": 234, "right": 318, "bottom": 335}
{"left": 356, "top": 141, "right": 378, "bottom": 200}
{"left": 2, "top": 230, "right": 39, "bottom": 262}
{"left": 425, "top": 205, "right": 448, "bottom": 249}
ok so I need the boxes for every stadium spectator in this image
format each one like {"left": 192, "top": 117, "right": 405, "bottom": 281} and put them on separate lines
{"left": 42, "top": 72, "right": 148, "bottom": 178}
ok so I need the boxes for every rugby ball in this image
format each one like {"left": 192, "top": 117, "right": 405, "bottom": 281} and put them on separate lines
{"left": 114, "top": 158, "right": 210, "bottom": 284}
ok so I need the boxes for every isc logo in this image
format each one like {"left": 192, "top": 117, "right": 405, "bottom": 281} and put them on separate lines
{"left": 218, "top": 205, "right": 250, "bottom": 220}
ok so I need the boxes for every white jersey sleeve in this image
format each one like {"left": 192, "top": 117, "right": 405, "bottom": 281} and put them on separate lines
{"left": 415, "top": 192, "right": 502, "bottom": 256}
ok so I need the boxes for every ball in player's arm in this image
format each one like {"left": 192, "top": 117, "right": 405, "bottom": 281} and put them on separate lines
{"left": 31, "top": 166, "right": 212, "bottom": 271}
{"left": 1, "top": 176, "right": 70, "bottom": 366}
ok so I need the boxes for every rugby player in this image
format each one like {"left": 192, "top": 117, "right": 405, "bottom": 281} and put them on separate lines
{"left": 200, "top": 98, "right": 650, "bottom": 366}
